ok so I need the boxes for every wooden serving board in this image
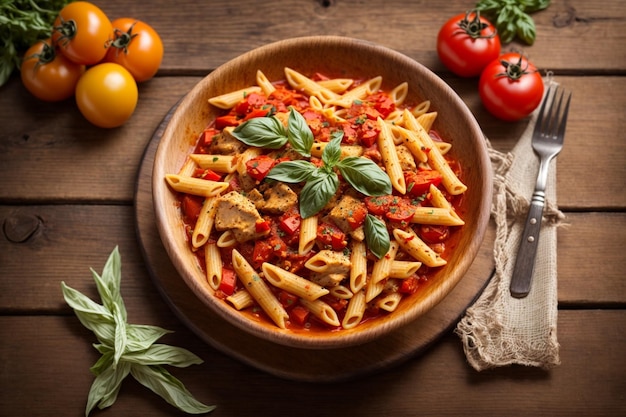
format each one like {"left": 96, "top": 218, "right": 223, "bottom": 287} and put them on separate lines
{"left": 134, "top": 104, "right": 496, "bottom": 382}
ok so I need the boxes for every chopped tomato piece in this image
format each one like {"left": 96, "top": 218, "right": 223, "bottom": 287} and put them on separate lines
{"left": 368, "top": 92, "right": 396, "bottom": 119}
{"left": 399, "top": 276, "right": 420, "bottom": 294}
{"left": 200, "top": 128, "right": 219, "bottom": 146}
{"left": 252, "top": 240, "right": 274, "bottom": 266}
{"left": 246, "top": 155, "right": 276, "bottom": 181}
{"left": 235, "top": 92, "right": 267, "bottom": 115}
{"left": 419, "top": 225, "right": 450, "bottom": 243}
{"left": 181, "top": 194, "right": 203, "bottom": 223}
{"left": 405, "top": 169, "right": 443, "bottom": 197}
{"left": 386, "top": 198, "right": 416, "bottom": 223}
{"left": 358, "top": 119, "right": 380, "bottom": 147}
{"left": 365, "top": 195, "right": 394, "bottom": 216}
{"left": 215, "top": 114, "right": 240, "bottom": 129}
{"left": 290, "top": 305, "right": 310, "bottom": 326}
{"left": 267, "top": 233, "right": 288, "bottom": 258}
{"left": 278, "top": 211, "right": 301, "bottom": 235}
{"left": 278, "top": 290, "right": 299, "bottom": 310}
{"left": 218, "top": 268, "right": 237, "bottom": 296}
{"left": 316, "top": 222, "right": 347, "bottom": 251}
{"left": 346, "top": 201, "right": 368, "bottom": 230}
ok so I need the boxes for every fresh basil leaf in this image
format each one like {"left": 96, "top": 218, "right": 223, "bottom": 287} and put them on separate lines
{"left": 287, "top": 108, "right": 314, "bottom": 157}
{"left": 266, "top": 160, "right": 317, "bottom": 183}
{"left": 113, "top": 304, "right": 127, "bottom": 367}
{"left": 130, "top": 364, "right": 217, "bottom": 414}
{"left": 299, "top": 171, "right": 339, "bottom": 218}
{"left": 231, "top": 116, "right": 288, "bottom": 149}
{"left": 364, "top": 215, "right": 391, "bottom": 259}
{"left": 119, "top": 344, "right": 204, "bottom": 368}
{"left": 125, "top": 324, "right": 173, "bottom": 352}
{"left": 322, "top": 131, "right": 343, "bottom": 168}
{"left": 516, "top": 12, "right": 537, "bottom": 45}
{"left": 337, "top": 157, "right": 392, "bottom": 196}
{"left": 86, "top": 360, "right": 131, "bottom": 416}
{"left": 90, "top": 347, "right": 114, "bottom": 376}
{"left": 92, "top": 246, "right": 127, "bottom": 321}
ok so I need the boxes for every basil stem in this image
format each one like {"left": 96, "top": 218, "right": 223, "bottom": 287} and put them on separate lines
{"left": 61, "top": 247, "right": 215, "bottom": 416}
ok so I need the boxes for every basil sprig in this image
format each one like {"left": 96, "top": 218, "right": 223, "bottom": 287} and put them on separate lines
{"left": 61, "top": 247, "right": 215, "bottom": 416}
{"left": 475, "top": 0, "right": 551, "bottom": 45}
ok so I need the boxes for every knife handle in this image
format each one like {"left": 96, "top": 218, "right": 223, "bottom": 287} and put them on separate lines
{"left": 509, "top": 199, "right": 544, "bottom": 298}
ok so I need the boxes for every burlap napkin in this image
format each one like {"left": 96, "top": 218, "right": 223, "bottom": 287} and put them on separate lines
{"left": 456, "top": 78, "right": 565, "bottom": 371}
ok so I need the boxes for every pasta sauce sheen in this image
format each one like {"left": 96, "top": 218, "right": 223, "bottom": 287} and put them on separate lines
{"left": 167, "top": 69, "right": 467, "bottom": 332}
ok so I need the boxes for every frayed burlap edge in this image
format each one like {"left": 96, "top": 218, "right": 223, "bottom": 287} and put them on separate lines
{"left": 456, "top": 79, "right": 565, "bottom": 371}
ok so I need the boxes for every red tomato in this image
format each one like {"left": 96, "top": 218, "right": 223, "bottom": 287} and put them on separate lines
{"left": 316, "top": 222, "right": 347, "bottom": 250}
{"left": 346, "top": 201, "right": 368, "bottom": 230}
{"left": 218, "top": 268, "right": 237, "bottom": 296}
{"left": 479, "top": 52, "right": 544, "bottom": 121}
{"left": 405, "top": 170, "right": 442, "bottom": 197}
{"left": 386, "top": 198, "right": 416, "bottom": 223}
{"left": 104, "top": 18, "right": 164, "bottom": 82}
{"left": 278, "top": 211, "right": 301, "bottom": 236}
{"left": 52, "top": 1, "right": 113, "bottom": 65}
{"left": 246, "top": 155, "right": 276, "bottom": 181}
{"left": 419, "top": 225, "right": 450, "bottom": 244}
{"left": 364, "top": 195, "right": 395, "bottom": 216}
{"left": 20, "top": 39, "right": 85, "bottom": 102}
{"left": 400, "top": 276, "right": 420, "bottom": 294}
{"left": 181, "top": 195, "right": 203, "bottom": 222}
{"left": 437, "top": 10, "right": 501, "bottom": 77}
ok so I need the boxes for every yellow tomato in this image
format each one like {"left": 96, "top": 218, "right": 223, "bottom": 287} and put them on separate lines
{"left": 75, "top": 63, "right": 138, "bottom": 128}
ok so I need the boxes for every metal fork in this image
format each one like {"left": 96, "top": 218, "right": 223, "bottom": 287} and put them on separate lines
{"left": 509, "top": 86, "right": 572, "bottom": 298}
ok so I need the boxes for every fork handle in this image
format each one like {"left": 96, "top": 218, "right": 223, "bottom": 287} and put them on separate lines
{"left": 509, "top": 196, "right": 545, "bottom": 298}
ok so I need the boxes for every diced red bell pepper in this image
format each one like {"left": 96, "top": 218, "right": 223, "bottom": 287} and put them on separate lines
{"left": 290, "top": 305, "right": 311, "bottom": 326}
{"left": 235, "top": 92, "right": 267, "bottom": 115}
{"left": 252, "top": 240, "right": 274, "bottom": 266}
{"left": 255, "top": 218, "right": 271, "bottom": 233}
{"left": 181, "top": 194, "right": 203, "bottom": 223}
{"left": 218, "top": 268, "right": 237, "bottom": 296}
{"left": 200, "top": 128, "right": 219, "bottom": 146}
{"left": 242, "top": 107, "right": 271, "bottom": 121}
{"left": 215, "top": 114, "right": 240, "bottom": 129}
{"left": 278, "top": 211, "right": 301, "bottom": 236}
{"left": 316, "top": 222, "right": 347, "bottom": 251}
{"left": 246, "top": 155, "right": 276, "bottom": 181}
{"left": 369, "top": 92, "right": 396, "bottom": 119}
{"left": 358, "top": 119, "right": 380, "bottom": 148}
{"left": 193, "top": 168, "right": 222, "bottom": 182}
{"left": 405, "top": 169, "right": 443, "bottom": 197}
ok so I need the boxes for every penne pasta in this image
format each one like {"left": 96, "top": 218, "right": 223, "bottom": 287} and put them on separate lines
{"left": 262, "top": 263, "right": 329, "bottom": 301}
{"left": 191, "top": 196, "right": 218, "bottom": 248}
{"left": 329, "top": 285, "right": 353, "bottom": 299}
{"left": 411, "top": 207, "right": 465, "bottom": 226}
{"left": 389, "top": 260, "right": 422, "bottom": 279}
{"left": 284, "top": 67, "right": 339, "bottom": 104}
{"left": 164, "top": 174, "right": 229, "bottom": 197}
{"left": 342, "top": 290, "right": 366, "bottom": 330}
{"left": 204, "top": 242, "right": 222, "bottom": 290}
{"left": 298, "top": 215, "right": 318, "bottom": 255}
{"left": 216, "top": 230, "right": 237, "bottom": 247}
{"left": 390, "top": 82, "right": 408, "bottom": 106}
{"left": 376, "top": 292, "right": 403, "bottom": 312}
{"left": 393, "top": 228, "right": 447, "bottom": 267}
{"left": 299, "top": 298, "right": 340, "bottom": 327}
{"left": 310, "top": 142, "right": 364, "bottom": 159}
{"left": 231, "top": 249, "right": 289, "bottom": 328}
{"left": 371, "top": 241, "right": 399, "bottom": 284}
{"left": 226, "top": 290, "right": 254, "bottom": 310}
{"left": 208, "top": 86, "right": 263, "bottom": 109}
{"left": 349, "top": 241, "right": 367, "bottom": 293}
{"left": 377, "top": 117, "right": 406, "bottom": 194}
{"left": 317, "top": 78, "right": 354, "bottom": 93}
{"left": 256, "top": 69, "right": 276, "bottom": 96}
{"left": 403, "top": 109, "right": 467, "bottom": 195}
{"left": 177, "top": 158, "right": 197, "bottom": 177}
{"left": 190, "top": 154, "right": 237, "bottom": 173}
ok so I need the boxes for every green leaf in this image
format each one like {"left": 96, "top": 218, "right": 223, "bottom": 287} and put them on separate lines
{"left": 516, "top": 12, "right": 537, "bottom": 45}
{"left": 119, "top": 344, "right": 205, "bottom": 368}
{"left": 287, "top": 108, "right": 314, "bottom": 157}
{"left": 299, "top": 171, "right": 339, "bottom": 218}
{"left": 130, "top": 364, "right": 216, "bottom": 414}
{"left": 364, "top": 215, "right": 391, "bottom": 259}
{"left": 85, "top": 360, "right": 131, "bottom": 416}
{"left": 266, "top": 160, "right": 317, "bottom": 183}
{"left": 321, "top": 131, "right": 343, "bottom": 168}
{"left": 112, "top": 304, "right": 127, "bottom": 368}
{"left": 336, "top": 157, "right": 392, "bottom": 196}
{"left": 231, "top": 116, "right": 288, "bottom": 149}
{"left": 93, "top": 246, "right": 127, "bottom": 321}
{"left": 125, "top": 324, "right": 173, "bottom": 352}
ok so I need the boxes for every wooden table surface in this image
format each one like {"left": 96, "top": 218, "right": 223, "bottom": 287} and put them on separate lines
{"left": 1, "top": 0, "right": 625, "bottom": 416}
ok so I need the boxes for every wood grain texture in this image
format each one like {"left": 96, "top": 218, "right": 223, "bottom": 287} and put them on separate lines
{"left": 1, "top": 310, "right": 624, "bottom": 417}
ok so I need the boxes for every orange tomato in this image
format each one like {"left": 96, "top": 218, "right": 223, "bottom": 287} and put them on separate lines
{"left": 104, "top": 18, "right": 163, "bottom": 82}
{"left": 52, "top": 1, "right": 113, "bottom": 65}
{"left": 75, "top": 63, "right": 138, "bottom": 128}
{"left": 20, "top": 39, "right": 85, "bottom": 102}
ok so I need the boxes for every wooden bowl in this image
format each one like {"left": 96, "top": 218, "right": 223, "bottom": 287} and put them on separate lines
{"left": 152, "top": 36, "right": 492, "bottom": 349}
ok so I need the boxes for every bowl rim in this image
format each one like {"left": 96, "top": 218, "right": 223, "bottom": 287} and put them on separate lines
{"left": 152, "top": 35, "right": 493, "bottom": 349}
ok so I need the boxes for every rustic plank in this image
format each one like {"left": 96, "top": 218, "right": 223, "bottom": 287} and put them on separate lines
{"left": 1, "top": 75, "right": 624, "bottom": 209}
{"left": 91, "top": 0, "right": 626, "bottom": 74}
{"left": 1, "top": 206, "right": 623, "bottom": 312}
{"left": 0, "top": 310, "right": 623, "bottom": 416}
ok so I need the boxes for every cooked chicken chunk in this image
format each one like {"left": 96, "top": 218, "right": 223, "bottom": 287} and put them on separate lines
{"left": 396, "top": 144, "right": 416, "bottom": 171}
{"left": 259, "top": 182, "right": 298, "bottom": 214}
{"left": 208, "top": 127, "right": 246, "bottom": 155}
{"left": 327, "top": 194, "right": 365, "bottom": 234}
{"left": 214, "top": 191, "right": 269, "bottom": 242}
